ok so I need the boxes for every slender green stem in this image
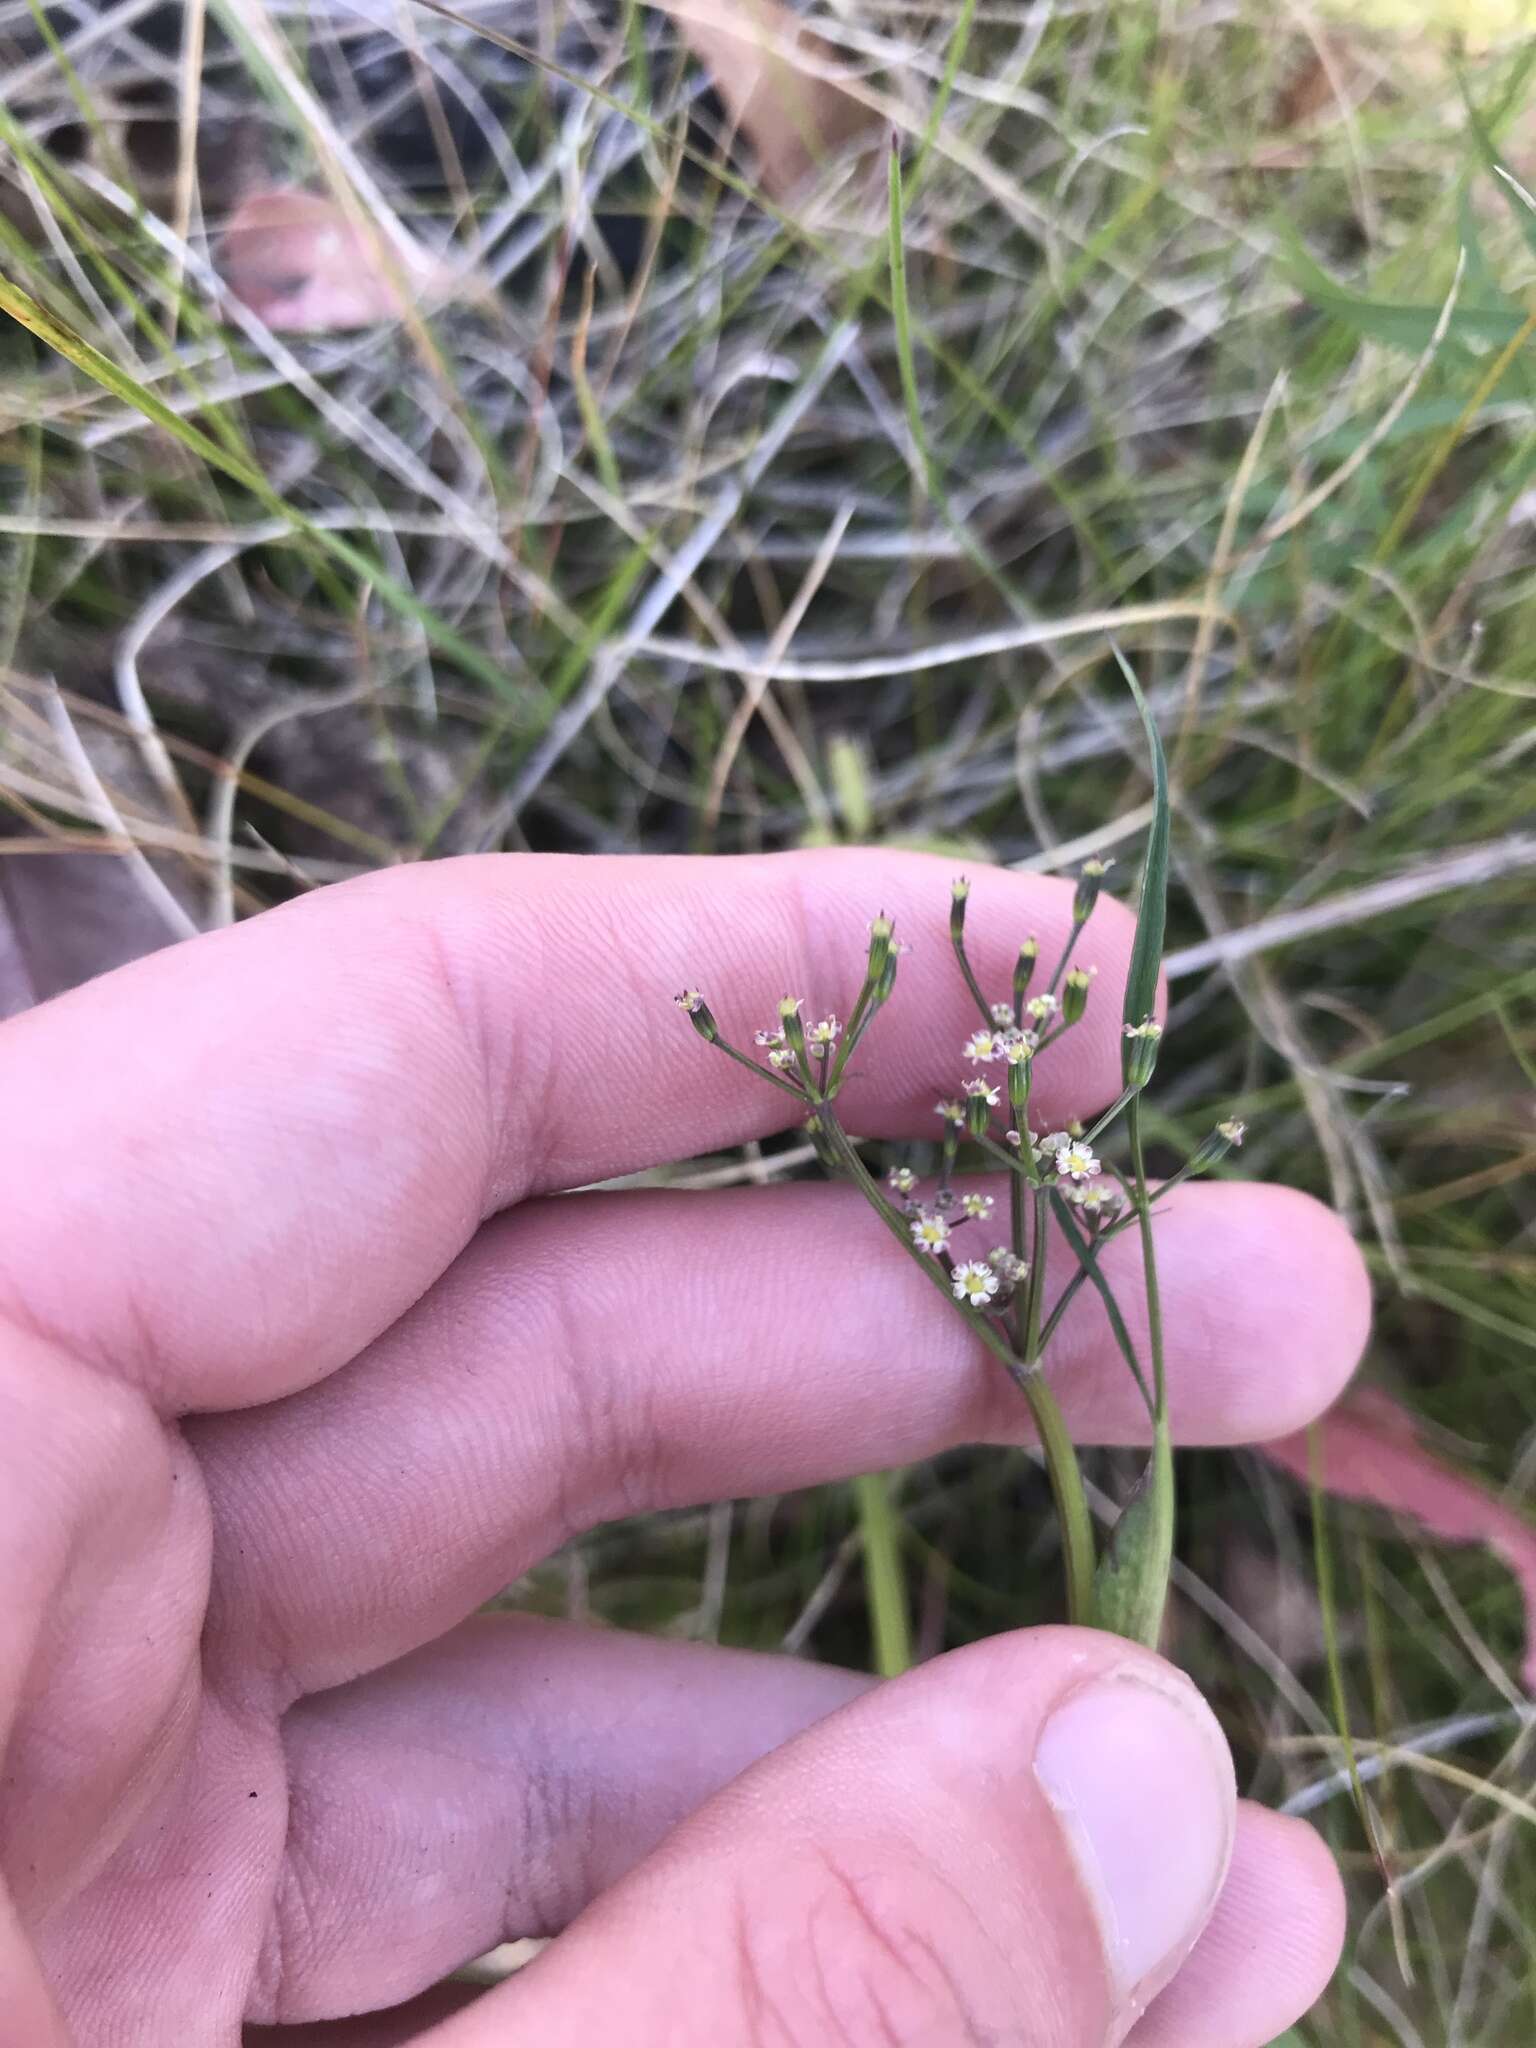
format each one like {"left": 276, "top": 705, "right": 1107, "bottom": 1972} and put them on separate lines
{"left": 1028, "top": 1374, "right": 1098, "bottom": 1627}
{"left": 950, "top": 933, "right": 994, "bottom": 1026}
{"left": 1008, "top": 1168, "right": 1026, "bottom": 1346}
{"left": 852, "top": 1469, "right": 912, "bottom": 1678}
{"left": 1083, "top": 1085, "right": 1138, "bottom": 1147}
{"left": 1036, "top": 1264, "right": 1093, "bottom": 1356}
{"left": 710, "top": 1037, "right": 808, "bottom": 1101}
{"left": 1043, "top": 922, "right": 1082, "bottom": 998}
{"left": 1023, "top": 1185, "right": 1049, "bottom": 1366}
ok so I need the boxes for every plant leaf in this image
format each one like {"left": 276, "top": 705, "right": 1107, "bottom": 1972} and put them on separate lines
{"left": 1113, "top": 647, "right": 1168, "bottom": 1073}
{"left": 1282, "top": 229, "right": 1526, "bottom": 354}
{"left": 1093, "top": 1432, "right": 1173, "bottom": 1647}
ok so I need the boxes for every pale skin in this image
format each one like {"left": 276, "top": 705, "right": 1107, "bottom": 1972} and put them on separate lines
{"left": 0, "top": 850, "right": 1367, "bottom": 2048}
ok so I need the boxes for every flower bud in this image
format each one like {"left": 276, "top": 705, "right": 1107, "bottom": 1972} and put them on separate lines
{"left": 1122, "top": 1016, "right": 1163, "bottom": 1088}
{"left": 1061, "top": 964, "right": 1097, "bottom": 1025}
{"left": 1013, "top": 936, "right": 1038, "bottom": 1008}
{"left": 1073, "top": 856, "right": 1114, "bottom": 926}
{"left": 674, "top": 990, "right": 718, "bottom": 1043}
{"left": 949, "top": 876, "right": 971, "bottom": 946}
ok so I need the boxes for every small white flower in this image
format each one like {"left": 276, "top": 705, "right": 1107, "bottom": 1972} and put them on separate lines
{"left": 965, "top": 1078, "right": 1001, "bottom": 1106}
{"left": 962, "top": 1029, "right": 1001, "bottom": 1063}
{"left": 1035, "top": 1129, "right": 1071, "bottom": 1161}
{"left": 887, "top": 1166, "right": 918, "bottom": 1196}
{"left": 1218, "top": 1118, "right": 1246, "bottom": 1147}
{"left": 1069, "top": 1180, "right": 1122, "bottom": 1218}
{"left": 1026, "top": 993, "right": 1060, "bottom": 1021}
{"left": 960, "top": 1192, "right": 995, "bottom": 1220}
{"left": 1082, "top": 856, "right": 1115, "bottom": 879}
{"left": 1054, "top": 1141, "right": 1101, "bottom": 1184}
{"left": 767, "top": 1048, "right": 797, "bottom": 1069}
{"left": 935, "top": 1099, "right": 965, "bottom": 1125}
{"left": 951, "top": 1260, "right": 1000, "bottom": 1306}
{"left": 674, "top": 989, "right": 704, "bottom": 1013}
{"left": 1001, "top": 1032, "right": 1034, "bottom": 1065}
{"left": 909, "top": 1211, "right": 951, "bottom": 1254}
{"left": 806, "top": 1015, "right": 839, "bottom": 1047}
{"left": 1124, "top": 1018, "right": 1163, "bottom": 1042}
{"left": 754, "top": 1026, "right": 785, "bottom": 1047}
{"left": 988, "top": 1248, "right": 1029, "bottom": 1284}
{"left": 990, "top": 1001, "right": 1016, "bottom": 1028}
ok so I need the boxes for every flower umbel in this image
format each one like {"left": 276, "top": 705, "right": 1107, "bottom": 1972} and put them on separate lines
{"left": 672, "top": 759, "right": 1227, "bottom": 1663}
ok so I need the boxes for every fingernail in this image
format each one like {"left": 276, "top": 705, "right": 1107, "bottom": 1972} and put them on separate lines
{"left": 1034, "top": 1669, "right": 1234, "bottom": 2014}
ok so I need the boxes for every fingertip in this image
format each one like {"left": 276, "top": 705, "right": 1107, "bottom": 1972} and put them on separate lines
{"left": 1150, "top": 1182, "right": 1370, "bottom": 1445}
{"left": 1234, "top": 1184, "right": 1371, "bottom": 1440}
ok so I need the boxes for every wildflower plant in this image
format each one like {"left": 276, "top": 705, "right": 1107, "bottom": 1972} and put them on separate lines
{"left": 673, "top": 675, "right": 1247, "bottom": 1650}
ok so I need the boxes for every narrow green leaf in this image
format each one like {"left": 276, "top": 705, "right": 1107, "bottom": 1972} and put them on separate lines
{"left": 1049, "top": 1192, "right": 1152, "bottom": 1417}
{"left": 1092, "top": 1431, "right": 1173, "bottom": 1647}
{"left": 1112, "top": 648, "right": 1169, "bottom": 1069}
{"left": 1281, "top": 230, "right": 1524, "bottom": 354}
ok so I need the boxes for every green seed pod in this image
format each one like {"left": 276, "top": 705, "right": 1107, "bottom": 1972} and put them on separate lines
{"left": 1073, "top": 856, "right": 1114, "bottom": 927}
{"left": 1006, "top": 1046, "right": 1032, "bottom": 1119}
{"left": 1013, "top": 937, "right": 1038, "bottom": 1009}
{"left": 965, "top": 1086, "right": 993, "bottom": 1139}
{"left": 1062, "top": 964, "right": 1097, "bottom": 1025}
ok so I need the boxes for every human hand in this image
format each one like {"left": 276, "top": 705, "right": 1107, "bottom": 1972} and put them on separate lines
{"left": 0, "top": 851, "right": 1365, "bottom": 2047}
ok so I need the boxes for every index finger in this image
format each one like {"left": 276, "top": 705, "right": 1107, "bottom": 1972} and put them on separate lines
{"left": 0, "top": 849, "right": 1144, "bottom": 1410}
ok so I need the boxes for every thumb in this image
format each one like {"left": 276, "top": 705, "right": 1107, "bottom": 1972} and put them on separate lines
{"left": 426, "top": 1628, "right": 1235, "bottom": 2048}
